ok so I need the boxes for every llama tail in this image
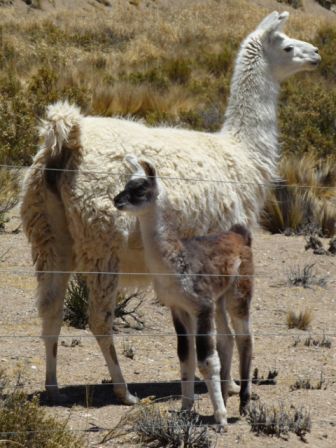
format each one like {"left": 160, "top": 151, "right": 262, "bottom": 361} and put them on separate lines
{"left": 39, "top": 100, "right": 83, "bottom": 157}
{"left": 36, "top": 101, "right": 83, "bottom": 194}
{"left": 20, "top": 101, "right": 80, "bottom": 271}
{"left": 230, "top": 224, "right": 252, "bottom": 247}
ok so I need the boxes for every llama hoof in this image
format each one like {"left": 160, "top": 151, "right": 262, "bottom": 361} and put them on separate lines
{"left": 214, "top": 412, "right": 228, "bottom": 433}
{"left": 121, "top": 392, "right": 139, "bottom": 405}
{"left": 216, "top": 422, "right": 228, "bottom": 433}
{"left": 239, "top": 403, "right": 248, "bottom": 416}
{"left": 228, "top": 380, "right": 240, "bottom": 396}
{"left": 239, "top": 398, "right": 250, "bottom": 416}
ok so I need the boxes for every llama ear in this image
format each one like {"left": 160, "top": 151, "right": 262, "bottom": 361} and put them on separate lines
{"left": 139, "top": 160, "right": 156, "bottom": 180}
{"left": 125, "top": 154, "right": 146, "bottom": 178}
{"left": 256, "top": 11, "right": 289, "bottom": 36}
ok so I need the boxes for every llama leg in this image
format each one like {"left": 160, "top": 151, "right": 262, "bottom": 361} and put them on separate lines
{"left": 38, "top": 271, "right": 70, "bottom": 401}
{"left": 196, "top": 307, "right": 227, "bottom": 430}
{"left": 86, "top": 259, "right": 137, "bottom": 405}
{"left": 215, "top": 298, "right": 235, "bottom": 405}
{"left": 171, "top": 308, "right": 196, "bottom": 411}
{"left": 231, "top": 316, "right": 253, "bottom": 415}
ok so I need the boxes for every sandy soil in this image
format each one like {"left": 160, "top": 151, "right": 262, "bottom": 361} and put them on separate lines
{"left": 0, "top": 207, "right": 336, "bottom": 447}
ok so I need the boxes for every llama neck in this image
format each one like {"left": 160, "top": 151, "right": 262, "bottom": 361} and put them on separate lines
{"left": 138, "top": 199, "right": 177, "bottom": 273}
{"left": 221, "top": 35, "right": 280, "bottom": 162}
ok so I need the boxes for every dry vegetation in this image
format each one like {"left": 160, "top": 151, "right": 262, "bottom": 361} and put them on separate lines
{"left": 287, "top": 308, "right": 313, "bottom": 330}
{"left": 246, "top": 401, "right": 311, "bottom": 441}
{"left": 0, "top": 369, "right": 83, "bottom": 448}
{"left": 103, "top": 400, "right": 213, "bottom": 447}
{"left": 1, "top": 1, "right": 336, "bottom": 446}
{"left": 1, "top": 0, "right": 336, "bottom": 232}
{"left": 64, "top": 274, "right": 145, "bottom": 330}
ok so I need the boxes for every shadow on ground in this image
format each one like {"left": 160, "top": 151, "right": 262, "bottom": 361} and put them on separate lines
{"left": 33, "top": 379, "right": 209, "bottom": 407}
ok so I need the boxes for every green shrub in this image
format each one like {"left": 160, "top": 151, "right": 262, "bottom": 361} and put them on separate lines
{"left": 0, "top": 75, "right": 38, "bottom": 166}
{"left": 165, "top": 58, "right": 192, "bottom": 84}
{"left": 279, "top": 77, "right": 336, "bottom": 158}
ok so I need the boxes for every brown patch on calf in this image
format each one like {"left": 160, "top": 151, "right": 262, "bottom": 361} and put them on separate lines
{"left": 196, "top": 308, "right": 214, "bottom": 363}
{"left": 172, "top": 314, "right": 189, "bottom": 363}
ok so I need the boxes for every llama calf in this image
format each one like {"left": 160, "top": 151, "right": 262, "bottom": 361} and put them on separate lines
{"left": 113, "top": 156, "right": 254, "bottom": 430}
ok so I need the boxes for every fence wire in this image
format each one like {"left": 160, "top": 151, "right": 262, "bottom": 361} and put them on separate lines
{"left": 1, "top": 162, "right": 336, "bottom": 190}
{"left": 1, "top": 161, "right": 336, "bottom": 443}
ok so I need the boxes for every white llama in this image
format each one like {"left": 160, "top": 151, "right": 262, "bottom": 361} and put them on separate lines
{"left": 114, "top": 155, "right": 254, "bottom": 429}
{"left": 20, "top": 11, "right": 320, "bottom": 405}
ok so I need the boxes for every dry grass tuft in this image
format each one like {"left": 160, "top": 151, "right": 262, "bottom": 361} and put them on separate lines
{"left": 304, "top": 334, "right": 332, "bottom": 348}
{"left": 91, "top": 83, "right": 197, "bottom": 124}
{"left": 287, "top": 308, "right": 313, "bottom": 330}
{"left": 290, "top": 373, "right": 326, "bottom": 391}
{"left": 0, "top": 369, "right": 83, "bottom": 447}
{"left": 103, "top": 400, "right": 212, "bottom": 447}
{"left": 286, "top": 264, "right": 327, "bottom": 288}
{"left": 247, "top": 401, "right": 311, "bottom": 441}
{"left": 262, "top": 154, "right": 336, "bottom": 236}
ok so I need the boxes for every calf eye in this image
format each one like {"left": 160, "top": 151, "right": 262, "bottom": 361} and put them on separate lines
{"left": 284, "top": 46, "right": 293, "bottom": 53}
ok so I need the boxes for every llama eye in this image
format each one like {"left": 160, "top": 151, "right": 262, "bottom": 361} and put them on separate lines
{"left": 284, "top": 46, "right": 293, "bottom": 53}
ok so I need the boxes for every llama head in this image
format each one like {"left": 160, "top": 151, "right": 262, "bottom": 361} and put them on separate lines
{"left": 250, "top": 11, "right": 320, "bottom": 81}
{"left": 114, "top": 156, "right": 159, "bottom": 216}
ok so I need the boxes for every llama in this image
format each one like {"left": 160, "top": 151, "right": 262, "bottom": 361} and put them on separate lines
{"left": 20, "top": 11, "right": 320, "bottom": 405}
{"left": 114, "top": 155, "right": 254, "bottom": 429}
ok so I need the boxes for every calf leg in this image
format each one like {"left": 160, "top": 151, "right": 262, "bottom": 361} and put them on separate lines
{"left": 196, "top": 307, "right": 227, "bottom": 430}
{"left": 215, "top": 298, "right": 235, "bottom": 405}
{"left": 231, "top": 316, "right": 253, "bottom": 415}
{"left": 171, "top": 308, "right": 196, "bottom": 411}
{"left": 87, "top": 257, "right": 137, "bottom": 405}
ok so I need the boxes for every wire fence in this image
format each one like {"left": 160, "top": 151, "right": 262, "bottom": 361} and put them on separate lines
{"left": 1, "top": 162, "right": 336, "bottom": 444}
{"left": 1, "top": 162, "right": 336, "bottom": 190}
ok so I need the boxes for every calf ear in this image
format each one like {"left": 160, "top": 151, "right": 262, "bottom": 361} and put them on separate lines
{"left": 139, "top": 160, "right": 156, "bottom": 180}
{"left": 125, "top": 154, "right": 145, "bottom": 179}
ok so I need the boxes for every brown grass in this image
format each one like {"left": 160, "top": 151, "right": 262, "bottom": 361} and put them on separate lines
{"left": 287, "top": 308, "right": 313, "bottom": 330}
{"left": 262, "top": 155, "right": 336, "bottom": 235}
{"left": 1, "top": 0, "right": 336, "bottom": 233}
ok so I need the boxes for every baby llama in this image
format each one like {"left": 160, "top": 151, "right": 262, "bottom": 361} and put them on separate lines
{"left": 20, "top": 11, "right": 320, "bottom": 405}
{"left": 114, "top": 155, "right": 254, "bottom": 430}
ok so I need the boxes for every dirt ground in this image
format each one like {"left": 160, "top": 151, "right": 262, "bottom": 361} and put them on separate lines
{"left": 0, "top": 207, "right": 336, "bottom": 447}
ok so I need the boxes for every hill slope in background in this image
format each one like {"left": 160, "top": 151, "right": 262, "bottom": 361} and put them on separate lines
{"left": 2, "top": 0, "right": 336, "bottom": 19}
